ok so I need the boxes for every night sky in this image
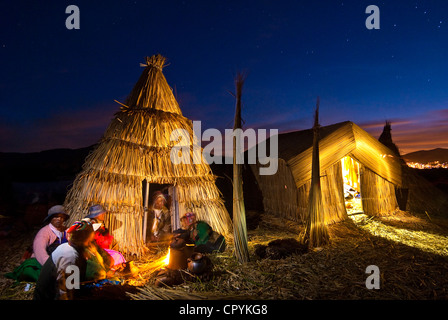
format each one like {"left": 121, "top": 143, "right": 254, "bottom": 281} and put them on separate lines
{"left": 1, "top": 1, "right": 448, "bottom": 155}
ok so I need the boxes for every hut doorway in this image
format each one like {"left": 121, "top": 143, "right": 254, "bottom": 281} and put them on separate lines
{"left": 341, "top": 156, "right": 363, "bottom": 215}
{"left": 142, "top": 181, "right": 179, "bottom": 241}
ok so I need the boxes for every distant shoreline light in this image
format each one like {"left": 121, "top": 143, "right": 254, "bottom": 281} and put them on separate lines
{"left": 406, "top": 161, "right": 448, "bottom": 169}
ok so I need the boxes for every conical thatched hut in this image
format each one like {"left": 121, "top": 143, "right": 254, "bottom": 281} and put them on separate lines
{"left": 64, "top": 54, "right": 232, "bottom": 256}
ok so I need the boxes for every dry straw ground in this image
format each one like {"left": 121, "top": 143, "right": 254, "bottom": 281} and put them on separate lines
{"left": 2, "top": 211, "right": 448, "bottom": 300}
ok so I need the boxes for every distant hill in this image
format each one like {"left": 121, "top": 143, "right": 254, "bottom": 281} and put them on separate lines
{"left": 0, "top": 146, "right": 95, "bottom": 216}
{"left": 402, "top": 148, "right": 448, "bottom": 164}
{"left": 0, "top": 146, "right": 95, "bottom": 182}
{"left": 0, "top": 146, "right": 264, "bottom": 221}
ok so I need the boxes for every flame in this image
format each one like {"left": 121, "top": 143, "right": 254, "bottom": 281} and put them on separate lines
{"left": 163, "top": 248, "right": 170, "bottom": 266}
{"left": 125, "top": 248, "right": 171, "bottom": 286}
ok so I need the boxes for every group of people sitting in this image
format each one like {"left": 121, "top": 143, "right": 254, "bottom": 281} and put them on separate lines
{"left": 6, "top": 191, "right": 225, "bottom": 300}
{"left": 5, "top": 204, "right": 129, "bottom": 300}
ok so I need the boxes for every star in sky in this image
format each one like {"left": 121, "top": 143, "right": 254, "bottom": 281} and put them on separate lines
{"left": 0, "top": 1, "right": 447, "bottom": 154}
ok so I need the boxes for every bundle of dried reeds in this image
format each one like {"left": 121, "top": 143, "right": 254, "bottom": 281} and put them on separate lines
{"left": 301, "top": 99, "right": 330, "bottom": 248}
{"left": 232, "top": 72, "right": 250, "bottom": 263}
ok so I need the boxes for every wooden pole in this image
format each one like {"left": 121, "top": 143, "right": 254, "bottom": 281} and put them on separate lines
{"left": 142, "top": 179, "right": 150, "bottom": 242}
{"left": 233, "top": 72, "right": 250, "bottom": 263}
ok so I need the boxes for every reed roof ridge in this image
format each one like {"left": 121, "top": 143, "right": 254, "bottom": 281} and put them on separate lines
{"left": 140, "top": 54, "right": 167, "bottom": 70}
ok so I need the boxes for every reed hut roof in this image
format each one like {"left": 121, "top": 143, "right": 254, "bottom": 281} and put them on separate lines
{"left": 64, "top": 54, "right": 232, "bottom": 255}
{"left": 259, "top": 121, "right": 403, "bottom": 188}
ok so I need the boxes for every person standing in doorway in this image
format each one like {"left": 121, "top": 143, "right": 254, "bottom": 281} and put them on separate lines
{"left": 148, "top": 191, "right": 171, "bottom": 242}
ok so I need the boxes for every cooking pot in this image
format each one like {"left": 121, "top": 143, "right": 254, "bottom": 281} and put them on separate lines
{"left": 187, "top": 252, "right": 207, "bottom": 274}
{"left": 168, "top": 241, "right": 195, "bottom": 270}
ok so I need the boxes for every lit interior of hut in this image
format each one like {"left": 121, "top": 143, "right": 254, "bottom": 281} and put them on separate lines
{"left": 341, "top": 156, "right": 363, "bottom": 215}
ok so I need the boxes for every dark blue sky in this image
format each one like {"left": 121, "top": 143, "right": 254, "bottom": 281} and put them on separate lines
{"left": 1, "top": 0, "right": 448, "bottom": 154}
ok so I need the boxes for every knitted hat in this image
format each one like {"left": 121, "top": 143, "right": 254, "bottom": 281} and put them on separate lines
{"left": 180, "top": 212, "right": 196, "bottom": 227}
{"left": 180, "top": 212, "right": 195, "bottom": 220}
{"left": 82, "top": 218, "right": 102, "bottom": 231}
{"left": 67, "top": 220, "right": 94, "bottom": 245}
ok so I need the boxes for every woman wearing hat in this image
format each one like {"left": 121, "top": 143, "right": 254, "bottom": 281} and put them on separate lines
{"left": 32, "top": 205, "right": 70, "bottom": 266}
{"left": 178, "top": 212, "right": 226, "bottom": 254}
{"left": 4, "top": 205, "right": 69, "bottom": 284}
{"left": 85, "top": 204, "right": 113, "bottom": 249}
{"left": 147, "top": 191, "right": 172, "bottom": 242}
{"left": 84, "top": 204, "right": 126, "bottom": 269}
{"left": 34, "top": 220, "right": 95, "bottom": 300}
{"left": 5, "top": 205, "right": 68, "bottom": 281}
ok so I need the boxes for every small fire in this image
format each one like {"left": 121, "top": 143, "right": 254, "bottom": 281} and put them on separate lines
{"left": 163, "top": 248, "right": 170, "bottom": 266}
{"left": 125, "top": 248, "right": 172, "bottom": 287}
